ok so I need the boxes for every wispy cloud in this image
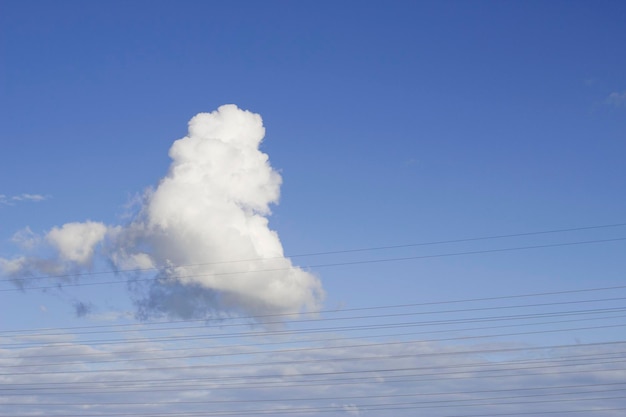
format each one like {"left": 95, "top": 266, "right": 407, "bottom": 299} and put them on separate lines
{"left": 2, "top": 277, "right": 623, "bottom": 416}
{"left": 2, "top": 320, "right": 624, "bottom": 417}
{"left": 0, "top": 193, "right": 48, "bottom": 206}
{"left": 606, "top": 91, "right": 626, "bottom": 106}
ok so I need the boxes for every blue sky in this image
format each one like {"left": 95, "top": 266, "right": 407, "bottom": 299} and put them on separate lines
{"left": 1, "top": 1, "right": 625, "bottom": 416}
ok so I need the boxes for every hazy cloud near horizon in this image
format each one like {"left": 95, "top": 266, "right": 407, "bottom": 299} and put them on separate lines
{"left": 0, "top": 105, "right": 324, "bottom": 320}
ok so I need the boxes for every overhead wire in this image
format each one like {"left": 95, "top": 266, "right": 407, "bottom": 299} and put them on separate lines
{"left": 1, "top": 395, "right": 625, "bottom": 417}
{"left": 4, "top": 350, "right": 625, "bottom": 392}
{"left": 2, "top": 224, "right": 624, "bottom": 416}
{"left": 3, "top": 337, "right": 626, "bottom": 377}
{"left": 3, "top": 346, "right": 625, "bottom": 394}
{"left": 5, "top": 362, "right": 625, "bottom": 397}
{"left": 2, "top": 386, "right": 625, "bottom": 407}
{"left": 2, "top": 221, "right": 624, "bottom": 284}
{"left": 2, "top": 236, "right": 625, "bottom": 293}
{"left": 3, "top": 302, "right": 625, "bottom": 349}
{"left": 4, "top": 310, "right": 625, "bottom": 363}
{"left": 3, "top": 282, "right": 626, "bottom": 336}
{"left": 3, "top": 315, "right": 625, "bottom": 368}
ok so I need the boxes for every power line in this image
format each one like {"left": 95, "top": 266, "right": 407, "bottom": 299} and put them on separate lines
{"left": 3, "top": 386, "right": 625, "bottom": 407}
{"left": 3, "top": 338, "right": 626, "bottom": 377}
{"left": 4, "top": 299, "right": 625, "bottom": 348}
{"left": 3, "top": 313, "right": 625, "bottom": 367}
{"left": 4, "top": 351, "right": 624, "bottom": 393}
{"left": 2, "top": 236, "right": 625, "bottom": 293}
{"left": 5, "top": 282, "right": 626, "bottom": 336}
{"left": 3, "top": 223, "right": 625, "bottom": 417}
{"left": 438, "top": 407, "right": 626, "bottom": 417}
{"left": 5, "top": 310, "right": 624, "bottom": 362}
{"left": 6, "top": 360, "right": 625, "bottom": 397}
{"left": 3, "top": 221, "right": 624, "bottom": 284}
{"left": 1, "top": 395, "right": 624, "bottom": 417}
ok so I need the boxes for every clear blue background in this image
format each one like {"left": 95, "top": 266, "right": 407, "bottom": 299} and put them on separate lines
{"left": 1, "top": 0, "right": 625, "bottom": 326}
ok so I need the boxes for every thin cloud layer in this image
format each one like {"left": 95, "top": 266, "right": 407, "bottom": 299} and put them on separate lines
{"left": 4, "top": 329, "right": 624, "bottom": 417}
{"left": 0, "top": 105, "right": 324, "bottom": 319}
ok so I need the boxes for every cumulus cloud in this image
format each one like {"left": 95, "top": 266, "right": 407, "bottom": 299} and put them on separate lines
{"left": 47, "top": 221, "right": 108, "bottom": 265}
{"left": 0, "top": 105, "right": 324, "bottom": 320}
{"left": 1, "top": 223, "right": 107, "bottom": 287}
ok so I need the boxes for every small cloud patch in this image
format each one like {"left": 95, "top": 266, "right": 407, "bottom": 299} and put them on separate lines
{"left": 0, "top": 194, "right": 49, "bottom": 206}
{"left": 606, "top": 91, "right": 626, "bottom": 107}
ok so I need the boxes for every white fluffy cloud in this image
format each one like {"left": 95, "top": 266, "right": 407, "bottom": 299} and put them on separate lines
{"left": 0, "top": 105, "right": 324, "bottom": 319}
{"left": 46, "top": 221, "right": 108, "bottom": 264}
